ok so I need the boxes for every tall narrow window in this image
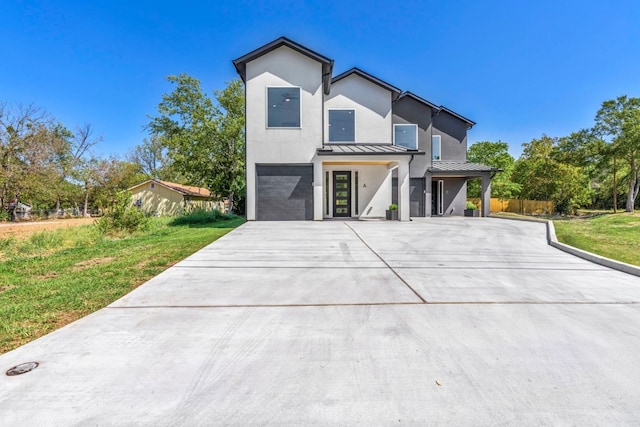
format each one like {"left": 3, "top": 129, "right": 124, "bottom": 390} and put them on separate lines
{"left": 432, "top": 135, "right": 442, "bottom": 161}
{"left": 394, "top": 124, "right": 418, "bottom": 149}
{"left": 328, "top": 110, "right": 355, "bottom": 142}
{"left": 325, "top": 171, "right": 329, "bottom": 216}
{"left": 354, "top": 171, "right": 359, "bottom": 215}
{"left": 267, "top": 87, "right": 300, "bottom": 127}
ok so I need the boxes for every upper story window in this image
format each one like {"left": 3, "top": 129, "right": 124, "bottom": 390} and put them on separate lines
{"left": 394, "top": 124, "right": 418, "bottom": 149}
{"left": 267, "top": 87, "right": 300, "bottom": 128}
{"left": 432, "top": 135, "right": 442, "bottom": 161}
{"left": 328, "top": 109, "right": 355, "bottom": 142}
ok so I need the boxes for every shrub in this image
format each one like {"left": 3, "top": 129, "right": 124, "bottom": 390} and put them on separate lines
{"left": 169, "top": 209, "right": 234, "bottom": 226}
{"left": 95, "top": 192, "right": 149, "bottom": 235}
{"left": 388, "top": 204, "right": 398, "bottom": 211}
{"left": 466, "top": 201, "right": 478, "bottom": 210}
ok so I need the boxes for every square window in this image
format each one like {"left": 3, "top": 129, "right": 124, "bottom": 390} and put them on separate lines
{"left": 329, "top": 110, "right": 355, "bottom": 142}
{"left": 432, "top": 135, "right": 442, "bottom": 161}
{"left": 268, "top": 87, "right": 300, "bottom": 128}
{"left": 394, "top": 124, "right": 418, "bottom": 149}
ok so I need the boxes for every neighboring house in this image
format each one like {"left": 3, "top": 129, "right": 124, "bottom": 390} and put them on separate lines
{"left": 128, "top": 179, "right": 220, "bottom": 216}
{"left": 233, "top": 37, "right": 496, "bottom": 221}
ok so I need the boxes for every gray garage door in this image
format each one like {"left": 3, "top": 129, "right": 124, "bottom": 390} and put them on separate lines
{"left": 392, "top": 177, "right": 425, "bottom": 217}
{"left": 256, "top": 165, "right": 314, "bottom": 221}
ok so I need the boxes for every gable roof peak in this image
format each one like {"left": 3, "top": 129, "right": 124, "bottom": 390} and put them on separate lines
{"left": 331, "top": 67, "right": 402, "bottom": 100}
{"left": 232, "top": 36, "right": 334, "bottom": 95}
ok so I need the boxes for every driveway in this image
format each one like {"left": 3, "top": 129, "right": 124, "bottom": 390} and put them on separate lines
{"left": 2, "top": 218, "right": 640, "bottom": 425}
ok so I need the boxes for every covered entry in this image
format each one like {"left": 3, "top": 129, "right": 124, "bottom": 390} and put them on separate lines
{"left": 256, "top": 164, "right": 314, "bottom": 220}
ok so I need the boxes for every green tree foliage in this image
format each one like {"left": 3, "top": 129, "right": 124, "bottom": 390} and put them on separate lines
{"left": 512, "top": 135, "right": 592, "bottom": 214}
{"left": 467, "top": 141, "right": 520, "bottom": 199}
{"left": 594, "top": 96, "right": 640, "bottom": 212}
{"left": 147, "top": 75, "right": 245, "bottom": 213}
{"left": 128, "top": 134, "right": 179, "bottom": 181}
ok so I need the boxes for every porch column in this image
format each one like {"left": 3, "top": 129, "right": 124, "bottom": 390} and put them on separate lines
{"left": 481, "top": 173, "right": 491, "bottom": 217}
{"left": 399, "top": 159, "right": 410, "bottom": 221}
{"left": 313, "top": 160, "right": 324, "bottom": 220}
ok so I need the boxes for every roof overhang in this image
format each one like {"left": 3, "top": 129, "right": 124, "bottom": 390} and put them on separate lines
{"left": 232, "top": 36, "right": 335, "bottom": 95}
{"left": 317, "top": 144, "right": 424, "bottom": 156}
{"left": 332, "top": 68, "right": 402, "bottom": 101}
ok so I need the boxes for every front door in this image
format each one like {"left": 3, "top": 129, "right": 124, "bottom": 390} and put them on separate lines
{"left": 431, "top": 180, "right": 444, "bottom": 215}
{"left": 333, "top": 171, "right": 351, "bottom": 217}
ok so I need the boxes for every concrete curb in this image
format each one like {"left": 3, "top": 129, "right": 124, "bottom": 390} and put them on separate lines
{"left": 491, "top": 215, "right": 640, "bottom": 278}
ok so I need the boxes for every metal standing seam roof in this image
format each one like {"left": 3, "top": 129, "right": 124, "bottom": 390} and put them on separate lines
{"left": 428, "top": 161, "right": 500, "bottom": 173}
{"left": 317, "top": 144, "right": 424, "bottom": 155}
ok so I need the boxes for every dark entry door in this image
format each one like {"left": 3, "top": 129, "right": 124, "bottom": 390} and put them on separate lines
{"left": 391, "top": 177, "right": 425, "bottom": 217}
{"left": 410, "top": 178, "right": 425, "bottom": 217}
{"left": 333, "top": 171, "right": 351, "bottom": 217}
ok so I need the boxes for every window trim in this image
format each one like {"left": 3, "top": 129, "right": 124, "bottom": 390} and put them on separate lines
{"left": 266, "top": 86, "right": 302, "bottom": 129}
{"left": 432, "top": 135, "right": 442, "bottom": 161}
{"left": 393, "top": 124, "right": 418, "bottom": 150}
{"left": 327, "top": 108, "right": 356, "bottom": 143}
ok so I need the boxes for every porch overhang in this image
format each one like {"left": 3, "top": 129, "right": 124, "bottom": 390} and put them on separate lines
{"left": 428, "top": 161, "right": 500, "bottom": 178}
{"left": 317, "top": 144, "right": 425, "bottom": 156}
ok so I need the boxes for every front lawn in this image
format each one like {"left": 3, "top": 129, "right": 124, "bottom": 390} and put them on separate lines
{"left": 0, "top": 216, "right": 244, "bottom": 354}
{"left": 553, "top": 213, "right": 640, "bottom": 266}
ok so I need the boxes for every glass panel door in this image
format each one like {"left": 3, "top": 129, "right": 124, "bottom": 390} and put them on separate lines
{"left": 333, "top": 171, "right": 351, "bottom": 217}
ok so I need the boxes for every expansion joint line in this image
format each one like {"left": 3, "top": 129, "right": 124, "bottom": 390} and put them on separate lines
{"left": 344, "top": 222, "right": 427, "bottom": 303}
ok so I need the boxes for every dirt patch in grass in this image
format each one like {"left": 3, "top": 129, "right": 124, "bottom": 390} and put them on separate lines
{"left": 0, "top": 217, "right": 95, "bottom": 239}
{"left": 73, "top": 256, "right": 116, "bottom": 271}
{"left": 35, "top": 272, "right": 60, "bottom": 280}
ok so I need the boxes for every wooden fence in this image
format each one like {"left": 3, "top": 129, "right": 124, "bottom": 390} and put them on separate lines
{"left": 469, "top": 198, "right": 555, "bottom": 215}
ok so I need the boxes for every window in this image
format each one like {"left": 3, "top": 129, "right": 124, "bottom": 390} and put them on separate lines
{"left": 328, "top": 109, "right": 355, "bottom": 142}
{"left": 394, "top": 124, "right": 418, "bottom": 149}
{"left": 432, "top": 135, "right": 441, "bottom": 161}
{"left": 267, "top": 87, "right": 300, "bottom": 128}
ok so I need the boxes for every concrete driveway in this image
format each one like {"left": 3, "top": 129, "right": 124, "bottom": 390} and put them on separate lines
{"left": 2, "top": 218, "right": 640, "bottom": 425}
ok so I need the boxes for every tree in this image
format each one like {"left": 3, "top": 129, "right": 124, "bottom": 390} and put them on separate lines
{"left": 0, "top": 102, "right": 49, "bottom": 207}
{"left": 128, "top": 134, "right": 177, "bottom": 181}
{"left": 594, "top": 96, "right": 640, "bottom": 212}
{"left": 466, "top": 141, "right": 520, "bottom": 199}
{"left": 512, "top": 135, "right": 592, "bottom": 214}
{"left": 147, "top": 75, "right": 245, "bottom": 213}
{"left": 50, "top": 123, "right": 102, "bottom": 213}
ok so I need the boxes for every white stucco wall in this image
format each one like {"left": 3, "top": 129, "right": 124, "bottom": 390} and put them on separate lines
{"left": 324, "top": 75, "right": 393, "bottom": 144}
{"left": 244, "top": 46, "right": 325, "bottom": 220}
{"left": 321, "top": 162, "right": 404, "bottom": 219}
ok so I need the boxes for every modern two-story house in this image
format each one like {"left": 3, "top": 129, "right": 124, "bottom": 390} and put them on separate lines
{"left": 233, "top": 37, "right": 495, "bottom": 221}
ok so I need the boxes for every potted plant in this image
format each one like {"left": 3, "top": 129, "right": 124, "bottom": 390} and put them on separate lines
{"left": 386, "top": 203, "right": 399, "bottom": 220}
{"left": 464, "top": 201, "right": 479, "bottom": 217}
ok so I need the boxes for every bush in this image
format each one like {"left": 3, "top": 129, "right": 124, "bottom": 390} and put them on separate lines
{"left": 169, "top": 209, "right": 234, "bottom": 226}
{"left": 388, "top": 204, "right": 398, "bottom": 211}
{"left": 466, "top": 201, "right": 478, "bottom": 210}
{"left": 95, "top": 192, "right": 149, "bottom": 235}
{"left": 0, "top": 210, "right": 9, "bottom": 222}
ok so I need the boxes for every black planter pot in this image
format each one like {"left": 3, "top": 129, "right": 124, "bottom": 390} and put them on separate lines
{"left": 386, "top": 210, "right": 399, "bottom": 220}
{"left": 464, "top": 209, "right": 479, "bottom": 217}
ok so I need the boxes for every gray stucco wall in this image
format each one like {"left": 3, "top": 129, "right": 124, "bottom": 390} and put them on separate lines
{"left": 392, "top": 96, "right": 432, "bottom": 178}
{"left": 442, "top": 178, "right": 467, "bottom": 216}
{"left": 432, "top": 111, "right": 468, "bottom": 162}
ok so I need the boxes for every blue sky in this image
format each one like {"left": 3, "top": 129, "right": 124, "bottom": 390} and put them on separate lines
{"left": 2, "top": 0, "right": 639, "bottom": 159}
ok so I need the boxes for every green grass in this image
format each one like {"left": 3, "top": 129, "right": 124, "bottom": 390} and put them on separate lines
{"left": 0, "top": 216, "right": 244, "bottom": 354}
{"left": 553, "top": 213, "right": 640, "bottom": 266}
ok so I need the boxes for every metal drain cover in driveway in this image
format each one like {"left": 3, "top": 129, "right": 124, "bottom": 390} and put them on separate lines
{"left": 6, "top": 362, "right": 39, "bottom": 376}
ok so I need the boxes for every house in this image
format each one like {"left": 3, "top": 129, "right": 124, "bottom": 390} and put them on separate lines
{"left": 233, "top": 37, "right": 496, "bottom": 221}
{"left": 128, "top": 179, "right": 221, "bottom": 216}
